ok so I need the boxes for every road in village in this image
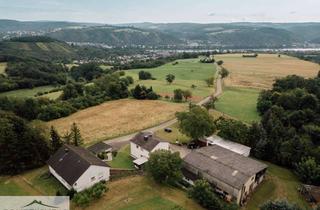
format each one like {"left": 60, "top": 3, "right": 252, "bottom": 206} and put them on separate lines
{"left": 105, "top": 64, "right": 223, "bottom": 148}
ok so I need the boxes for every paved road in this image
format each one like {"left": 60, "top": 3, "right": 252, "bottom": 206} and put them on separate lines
{"left": 105, "top": 64, "right": 223, "bottom": 145}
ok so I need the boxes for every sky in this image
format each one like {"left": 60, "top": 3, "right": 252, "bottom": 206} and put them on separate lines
{"left": 0, "top": 0, "right": 319, "bottom": 24}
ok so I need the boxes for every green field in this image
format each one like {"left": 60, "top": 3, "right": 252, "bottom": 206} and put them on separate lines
{"left": 108, "top": 145, "right": 135, "bottom": 169}
{"left": 0, "top": 86, "right": 61, "bottom": 99}
{"left": 215, "top": 87, "right": 261, "bottom": 123}
{"left": 244, "top": 162, "right": 309, "bottom": 210}
{"left": 0, "top": 62, "right": 7, "bottom": 75}
{"left": 125, "top": 59, "right": 216, "bottom": 101}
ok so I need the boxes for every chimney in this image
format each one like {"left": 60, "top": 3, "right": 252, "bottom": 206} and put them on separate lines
{"left": 64, "top": 148, "right": 69, "bottom": 153}
{"left": 144, "top": 135, "right": 149, "bottom": 141}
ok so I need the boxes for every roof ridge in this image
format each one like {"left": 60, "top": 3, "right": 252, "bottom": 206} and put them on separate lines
{"left": 65, "top": 144, "right": 105, "bottom": 166}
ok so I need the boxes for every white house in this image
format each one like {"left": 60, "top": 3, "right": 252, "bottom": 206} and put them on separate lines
{"left": 47, "top": 145, "right": 110, "bottom": 192}
{"left": 130, "top": 132, "right": 170, "bottom": 168}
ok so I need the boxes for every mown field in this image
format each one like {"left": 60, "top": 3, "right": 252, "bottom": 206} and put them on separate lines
{"left": 215, "top": 87, "right": 261, "bottom": 123}
{"left": 0, "top": 85, "right": 61, "bottom": 99}
{"left": 125, "top": 59, "right": 216, "bottom": 101}
{"left": 75, "top": 176, "right": 203, "bottom": 210}
{"left": 48, "top": 99, "right": 187, "bottom": 144}
{"left": 215, "top": 54, "right": 319, "bottom": 89}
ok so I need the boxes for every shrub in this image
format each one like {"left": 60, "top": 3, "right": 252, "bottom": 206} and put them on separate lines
{"left": 73, "top": 182, "right": 108, "bottom": 207}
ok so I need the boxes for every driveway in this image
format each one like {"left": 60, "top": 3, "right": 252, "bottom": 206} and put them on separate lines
{"left": 170, "top": 144, "right": 191, "bottom": 158}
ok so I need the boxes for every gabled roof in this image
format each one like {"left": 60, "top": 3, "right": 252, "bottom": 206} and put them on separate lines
{"left": 130, "top": 132, "right": 165, "bottom": 152}
{"left": 47, "top": 145, "right": 108, "bottom": 186}
{"left": 87, "top": 142, "right": 112, "bottom": 154}
{"left": 183, "top": 145, "right": 267, "bottom": 190}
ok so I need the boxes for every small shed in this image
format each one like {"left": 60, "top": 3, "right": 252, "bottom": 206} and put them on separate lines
{"left": 88, "top": 142, "right": 113, "bottom": 161}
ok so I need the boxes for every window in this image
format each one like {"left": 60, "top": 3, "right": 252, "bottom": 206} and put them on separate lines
{"left": 74, "top": 182, "right": 77, "bottom": 186}
{"left": 91, "top": 176, "right": 96, "bottom": 182}
{"left": 136, "top": 145, "right": 139, "bottom": 149}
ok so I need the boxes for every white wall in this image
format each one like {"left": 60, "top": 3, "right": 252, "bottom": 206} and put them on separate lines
{"left": 49, "top": 166, "right": 72, "bottom": 190}
{"left": 73, "top": 165, "right": 110, "bottom": 192}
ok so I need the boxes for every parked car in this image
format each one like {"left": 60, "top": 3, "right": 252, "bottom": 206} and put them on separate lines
{"left": 164, "top": 128, "right": 172, "bottom": 133}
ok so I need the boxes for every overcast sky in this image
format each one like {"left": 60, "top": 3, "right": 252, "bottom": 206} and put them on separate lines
{"left": 0, "top": 0, "right": 319, "bottom": 23}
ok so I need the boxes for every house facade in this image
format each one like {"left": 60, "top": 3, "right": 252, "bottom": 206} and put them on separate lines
{"left": 130, "top": 132, "right": 170, "bottom": 168}
{"left": 182, "top": 145, "right": 267, "bottom": 205}
{"left": 48, "top": 145, "right": 110, "bottom": 192}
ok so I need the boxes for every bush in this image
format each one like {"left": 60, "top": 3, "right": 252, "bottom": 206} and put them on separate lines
{"left": 73, "top": 182, "right": 108, "bottom": 207}
{"left": 138, "top": 71, "right": 153, "bottom": 80}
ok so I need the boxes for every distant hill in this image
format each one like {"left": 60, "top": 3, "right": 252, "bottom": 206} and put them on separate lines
{"left": 46, "top": 25, "right": 183, "bottom": 47}
{"left": 0, "top": 19, "right": 100, "bottom": 33}
{"left": 0, "top": 36, "right": 77, "bottom": 61}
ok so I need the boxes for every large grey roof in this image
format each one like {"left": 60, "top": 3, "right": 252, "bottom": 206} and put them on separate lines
{"left": 130, "top": 132, "right": 164, "bottom": 152}
{"left": 47, "top": 145, "right": 108, "bottom": 185}
{"left": 183, "top": 145, "right": 267, "bottom": 190}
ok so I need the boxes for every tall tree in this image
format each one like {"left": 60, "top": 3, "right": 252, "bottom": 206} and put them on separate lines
{"left": 70, "top": 123, "right": 83, "bottom": 146}
{"left": 147, "top": 150, "right": 182, "bottom": 184}
{"left": 176, "top": 106, "right": 216, "bottom": 140}
{"left": 50, "top": 126, "right": 63, "bottom": 153}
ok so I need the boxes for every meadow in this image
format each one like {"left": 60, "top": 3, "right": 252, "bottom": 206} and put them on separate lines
{"left": 0, "top": 85, "right": 61, "bottom": 99}
{"left": 47, "top": 99, "right": 186, "bottom": 144}
{"left": 125, "top": 59, "right": 216, "bottom": 101}
{"left": 75, "top": 176, "right": 203, "bottom": 210}
{"left": 215, "top": 54, "right": 319, "bottom": 89}
{"left": 243, "top": 162, "right": 309, "bottom": 210}
{"left": 215, "top": 87, "right": 261, "bottom": 123}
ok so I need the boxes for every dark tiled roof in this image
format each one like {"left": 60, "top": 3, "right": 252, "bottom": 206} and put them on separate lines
{"left": 182, "top": 168, "right": 198, "bottom": 181}
{"left": 87, "top": 142, "right": 112, "bottom": 154}
{"left": 47, "top": 145, "right": 108, "bottom": 185}
{"left": 130, "top": 132, "right": 164, "bottom": 152}
{"left": 183, "top": 145, "right": 267, "bottom": 190}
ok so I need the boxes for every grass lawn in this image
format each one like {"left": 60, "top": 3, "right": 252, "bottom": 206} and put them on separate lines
{"left": 0, "top": 167, "right": 67, "bottom": 196}
{"left": 0, "top": 62, "right": 7, "bottom": 75}
{"left": 74, "top": 175, "right": 203, "bottom": 210}
{"left": 109, "top": 145, "right": 135, "bottom": 169}
{"left": 125, "top": 59, "right": 216, "bottom": 101}
{"left": 243, "top": 162, "right": 309, "bottom": 210}
{"left": 155, "top": 122, "right": 190, "bottom": 144}
{"left": 215, "top": 87, "right": 261, "bottom": 123}
{"left": 0, "top": 85, "right": 58, "bottom": 99}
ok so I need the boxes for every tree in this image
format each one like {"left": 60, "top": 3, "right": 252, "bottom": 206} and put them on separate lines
{"left": 50, "top": 126, "right": 63, "bottom": 153}
{"left": 203, "top": 96, "right": 217, "bottom": 110}
{"left": 0, "top": 111, "right": 50, "bottom": 175}
{"left": 215, "top": 118, "right": 249, "bottom": 145}
{"left": 176, "top": 106, "right": 216, "bottom": 140}
{"left": 182, "top": 90, "right": 192, "bottom": 101}
{"left": 260, "top": 200, "right": 303, "bottom": 210}
{"left": 205, "top": 77, "right": 214, "bottom": 87}
{"left": 188, "top": 179, "right": 223, "bottom": 210}
{"left": 147, "top": 150, "right": 182, "bottom": 184}
{"left": 138, "top": 71, "right": 152, "bottom": 80}
{"left": 295, "top": 157, "right": 320, "bottom": 185}
{"left": 220, "top": 68, "right": 229, "bottom": 79}
{"left": 131, "top": 85, "right": 159, "bottom": 100}
{"left": 166, "top": 74, "right": 175, "bottom": 84}
{"left": 70, "top": 123, "right": 83, "bottom": 146}
{"left": 217, "top": 60, "right": 224, "bottom": 66}
{"left": 173, "top": 89, "right": 184, "bottom": 102}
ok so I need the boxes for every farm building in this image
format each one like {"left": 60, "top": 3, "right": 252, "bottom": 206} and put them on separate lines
{"left": 88, "top": 142, "right": 113, "bottom": 161}
{"left": 130, "top": 132, "right": 170, "bottom": 168}
{"left": 203, "top": 135, "right": 251, "bottom": 157}
{"left": 182, "top": 145, "right": 267, "bottom": 205}
{"left": 47, "top": 145, "right": 110, "bottom": 192}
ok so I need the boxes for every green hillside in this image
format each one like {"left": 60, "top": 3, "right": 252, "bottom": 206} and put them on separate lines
{"left": 0, "top": 37, "right": 77, "bottom": 61}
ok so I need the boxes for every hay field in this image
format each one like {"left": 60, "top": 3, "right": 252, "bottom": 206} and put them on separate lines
{"left": 215, "top": 54, "right": 319, "bottom": 89}
{"left": 0, "top": 62, "right": 7, "bottom": 75}
{"left": 48, "top": 99, "right": 186, "bottom": 144}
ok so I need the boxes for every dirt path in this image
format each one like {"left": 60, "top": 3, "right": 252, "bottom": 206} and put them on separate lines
{"left": 105, "top": 64, "right": 223, "bottom": 145}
